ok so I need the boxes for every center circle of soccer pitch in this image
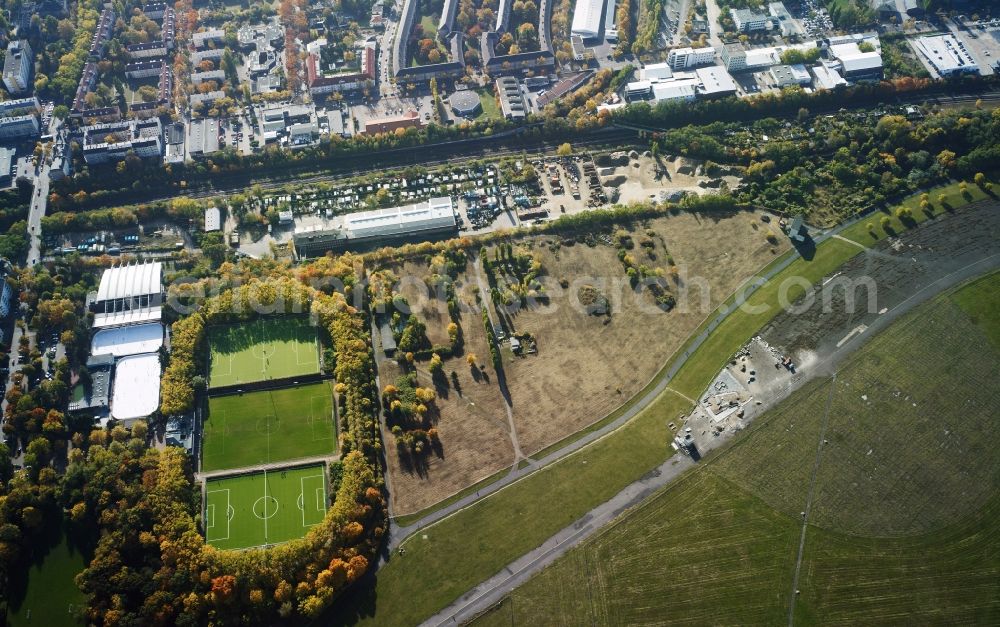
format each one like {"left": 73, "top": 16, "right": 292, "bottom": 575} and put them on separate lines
{"left": 251, "top": 344, "right": 274, "bottom": 363}
{"left": 252, "top": 496, "right": 279, "bottom": 520}
{"left": 256, "top": 415, "right": 280, "bottom": 434}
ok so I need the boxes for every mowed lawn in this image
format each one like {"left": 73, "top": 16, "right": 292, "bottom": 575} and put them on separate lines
{"left": 201, "top": 383, "right": 336, "bottom": 472}
{"left": 476, "top": 88, "right": 501, "bottom": 120}
{"left": 204, "top": 464, "right": 329, "bottom": 550}
{"left": 208, "top": 317, "right": 320, "bottom": 388}
{"left": 7, "top": 526, "right": 88, "bottom": 627}
{"left": 470, "top": 272, "right": 1000, "bottom": 625}
{"left": 471, "top": 471, "right": 800, "bottom": 627}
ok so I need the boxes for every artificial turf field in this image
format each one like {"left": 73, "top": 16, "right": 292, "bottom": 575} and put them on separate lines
{"left": 470, "top": 272, "right": 1000, "bottom": 625}
{"left": 204, "top": 464, "right": 328, "bottom": 550}
{"left": 208, "top": 317, "right": 320, "bottom": 389}
{"left": 201, "top": 383, "right": 336, "bottom": 472}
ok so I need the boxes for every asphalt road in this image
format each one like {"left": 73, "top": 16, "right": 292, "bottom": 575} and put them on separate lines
{"left": 703, "top": 0, "right": 726, "bottom": 51}
{"left": 26, "top": 161, "right": 50, "bottom": 267}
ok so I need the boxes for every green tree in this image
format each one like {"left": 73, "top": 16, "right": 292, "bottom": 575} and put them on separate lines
{"left": 397, "top": 317, "right": 430, "bottom": 353}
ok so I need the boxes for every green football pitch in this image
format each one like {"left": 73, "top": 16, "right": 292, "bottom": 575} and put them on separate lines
{"left": 208, "top": 317, "right": 320, "bottom": 389}
{"left": 201, "top": 383, "right": 336, "bottom": 472}
{"left": 204, "top": 464, "right": 329, "bottom": 550}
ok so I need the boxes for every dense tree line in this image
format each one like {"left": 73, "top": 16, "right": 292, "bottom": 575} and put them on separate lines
{"left": 632, "top": 0, "right": 664, "bottom": 55}
{"left": 821, "top": 0, "right": 875, "bottom": 29}
{"left": 0, "top": 257, "right": 103, "bottom": 618}
{"left": 75, "top": 255, "right": 386, "bottom": 624}
{"left": 61, "top": 427, "right": 382, "bottom": 624}
{"left": 47, "top": 60, "right": 999, "bottom": 215}
{"left": 702, "top": 105, "right": 1000, "bottom": 222}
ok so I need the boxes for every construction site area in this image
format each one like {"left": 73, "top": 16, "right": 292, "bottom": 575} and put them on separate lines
{"left": 678, "top": 198, "right": 1000, "bottom": 459}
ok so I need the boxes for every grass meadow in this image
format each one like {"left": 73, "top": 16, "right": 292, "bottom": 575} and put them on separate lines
{"left": 201, "top": 383, "right": 335, "bottom": 472}
{"left": 470, "top": 272, "right": 1000, "bottom": 625}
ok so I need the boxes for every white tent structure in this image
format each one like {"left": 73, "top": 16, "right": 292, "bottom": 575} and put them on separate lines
{"left": 91, "top": 262, "right": 164, "bottom": 329}
{"left": 91, "top": 322, "right": 164, "bottom": 357}
{"left": 111, "top": 353, "right": 162, "bottom": 421}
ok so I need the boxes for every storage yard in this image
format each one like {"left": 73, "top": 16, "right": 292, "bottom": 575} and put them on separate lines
{"left": 231, "top": 151, "right": 740, "bottom": 258}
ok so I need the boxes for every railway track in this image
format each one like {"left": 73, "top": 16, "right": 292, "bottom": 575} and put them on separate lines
{"left": 64, "top": 85, "right": 1000, "bottom": 207}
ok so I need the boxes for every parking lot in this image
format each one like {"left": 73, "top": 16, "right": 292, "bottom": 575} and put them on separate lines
{"left": 349, "top": 92, "right": 436, "bottom": 132}
{"left": 220, "top": 114, "right": 254, "bottom": 153}
{"left": 943, "top": 17, "right": 1000, "bottom": 76}
{"left": 786, "top": 0, "right": 832, "bottom": 39}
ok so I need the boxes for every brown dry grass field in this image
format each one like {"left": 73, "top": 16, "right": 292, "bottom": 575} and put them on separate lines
{"left": 500, "top": 210, "right": 789, "bottom": 455}
{"left": 380, "top": 210, "right": 788, "bottom": 515}
{"left": 381, "top": 261, "right": 514, "bottom": 516}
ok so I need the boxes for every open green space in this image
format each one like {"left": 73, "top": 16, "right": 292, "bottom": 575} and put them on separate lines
{"left": 470, "top": 272, "right": 1000, "bottom": 625}
{"left": 7, "top": 526, "right": 88, "bottom": 627}
{"left": 470, "top": 471, "right": 800, "bottom": 627}
{"left": 409, "top": 14, "right": 449, "bottom": 67}
{"left": 201, "top": 383, "right": 336, "bottom": 472}
{"left": 207, "top": 316, "right": 320, "bottom": 388}
{"left": 475, "top": 274, "right": 1000, "bottom": 627}
{"left": 419, "top": 14, "right": 438, "bottom": 38}
{"left": 475, "top": 88, "right": 502, "bottom": 121}
{"left": 334, "top": 194, "right": 984, "bottom": 627}
{"left": 204, "top": 464, "right": 329, "bottom": 550}
{"left": 840, "top": 178, "right": 992, "bottom": 246}
{"left": 947, "top": 271, "right": 1000, "bottom": 349}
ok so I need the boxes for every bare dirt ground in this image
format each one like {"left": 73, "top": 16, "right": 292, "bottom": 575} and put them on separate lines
{"left": 761, "top": 200, "right": 1000, "bottom": 360}
{"left": 380, "top": 261, "right": 515, "bottom": 516}
{"left": 498, "top": 210, "right": 789, "bottom": 455}
{"left": 610, "top": 154, "right": 742, "bottom": 206}
{"left": 532, "top": 153, "right": 741, "bottom": 218}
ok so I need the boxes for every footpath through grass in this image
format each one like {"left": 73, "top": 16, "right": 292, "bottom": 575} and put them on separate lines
{"left": 335, "top": 194, "right": 987, "bottom": 627}
{"left": 470, "top": 471, "right": 801, "bottom": 627}
{"left": 471, "top": 271, "right": 1000, "bottom": 625}
{"left": 204, "top": 464, "right": 328, "bottom": 550}
{"left": 201, "top": 383, "right": 336, "bottom": 472}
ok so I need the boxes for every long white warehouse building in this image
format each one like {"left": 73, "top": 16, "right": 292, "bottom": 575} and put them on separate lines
{"left": 346, "top": 197, "right": 456, "bottom": 239}
{"left": 571, "top": 0, "right": 605, "bottom": 39}
{"left": 294, "top": 197, "right": 459, "bottom": 257}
